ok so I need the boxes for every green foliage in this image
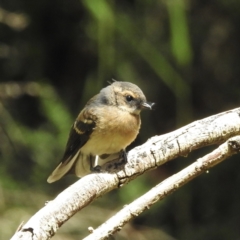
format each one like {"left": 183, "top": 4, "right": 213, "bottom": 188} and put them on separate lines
{"left": 0, "top": 83, "right": 73, "bottom": 186}
{"left": 167, "top": 0, "right": 193, "bottom": 66}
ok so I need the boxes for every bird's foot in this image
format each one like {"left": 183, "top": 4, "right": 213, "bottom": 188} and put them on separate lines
{"left": 91, "top": 165, "right": 102, "bottom": 173}
{"left": 120, "top": 149, "right": 128, "bottom": 164}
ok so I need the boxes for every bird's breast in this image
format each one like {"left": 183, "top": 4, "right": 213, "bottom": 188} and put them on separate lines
{"left": 81, "top": 106, "right": 141, "bottom": 155}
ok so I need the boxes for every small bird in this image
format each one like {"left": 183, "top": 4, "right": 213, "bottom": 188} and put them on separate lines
{"left": 47, "top": 81, "right": 154, "bottom": 183}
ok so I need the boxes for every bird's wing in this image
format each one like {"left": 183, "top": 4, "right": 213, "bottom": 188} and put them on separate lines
{"left": 63, "top": 117, "right": 95, "bottom": 161}
{"left": 47, "top": 108, "right": 96, "bottom": 183}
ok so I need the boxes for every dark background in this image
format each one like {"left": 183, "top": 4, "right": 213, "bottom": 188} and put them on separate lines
{"left": 1, "top": 0, "right": 240, "bottom": 239}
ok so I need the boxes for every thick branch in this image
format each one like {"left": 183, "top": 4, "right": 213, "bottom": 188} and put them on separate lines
{"left": 11, "top": 107, "right": 240, "bottom": 240}
{"left": 84, "top": 136, "right": 240, "bottom": 240}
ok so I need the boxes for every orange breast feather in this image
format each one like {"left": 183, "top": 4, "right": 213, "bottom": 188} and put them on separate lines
{"left": 81, "top": 107, "right": 141, "bottom": 155}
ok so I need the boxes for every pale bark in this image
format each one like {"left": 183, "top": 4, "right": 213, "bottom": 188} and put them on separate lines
{"left": 11, "top": 107, "right": 240, "bottom": 240}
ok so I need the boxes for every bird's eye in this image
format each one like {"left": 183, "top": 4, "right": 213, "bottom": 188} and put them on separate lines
{"left": 126, "top": 95, "right": 134, "bottom": 102}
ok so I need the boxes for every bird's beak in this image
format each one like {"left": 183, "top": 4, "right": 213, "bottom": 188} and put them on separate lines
{"left": 141, "top": 102, "right": 155, "bottom": 110}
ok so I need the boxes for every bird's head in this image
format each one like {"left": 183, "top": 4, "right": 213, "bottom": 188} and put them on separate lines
{"left": 100, "top": 81, "right": 154, "bottom": 115}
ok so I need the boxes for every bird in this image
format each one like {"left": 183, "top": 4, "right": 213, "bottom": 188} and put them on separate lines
{"left": 47, "top": 81, "right": 154, "bottom": 183}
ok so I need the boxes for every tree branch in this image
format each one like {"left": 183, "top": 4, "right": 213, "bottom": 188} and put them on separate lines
{"left": 84, "top": 135, "right": 240, "bottom": 240}
{"left": 11, "top": 107, "right": 240, "bottom": 240}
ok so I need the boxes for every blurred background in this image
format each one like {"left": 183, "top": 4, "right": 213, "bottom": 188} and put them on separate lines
{"left": 1, "top": 0, "right": 240, "bottom": 239}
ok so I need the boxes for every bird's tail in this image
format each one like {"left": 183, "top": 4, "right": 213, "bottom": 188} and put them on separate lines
{"left": 47, "top": 150, "right": 92, "bottom": 183}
